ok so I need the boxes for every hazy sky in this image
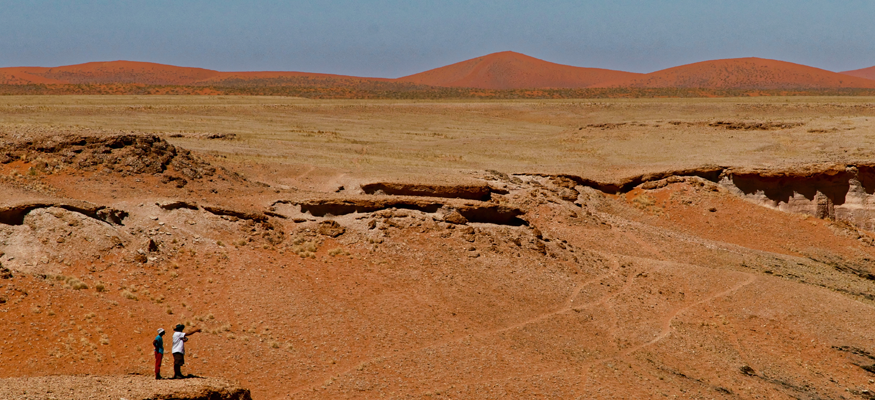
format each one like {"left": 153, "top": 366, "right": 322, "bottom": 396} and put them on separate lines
{"left": 2, "top": 1, "right": 874, "bottom": 77}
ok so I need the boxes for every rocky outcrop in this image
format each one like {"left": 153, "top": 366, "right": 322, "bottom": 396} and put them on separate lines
{"left": 0, "top": 200, "right": 128, "bottom": 226}
{"left": 201, "top": 206, "right": 268, "bottom": 224}
{"left": 720, "top": 164, "right": 875, "bottom": 229}
{"left": 0, "top": 375, "right": 251, "bottom": 400}
{"left": 544, "top": 163, "right": 875, "bottom": 231}
{"left": 0, "top": 133, "right": 215, "bottom": 179}
{"left": 361, "top": 182, "right": 496, "bottom": 200}
{"left": 540, "top": 166, "right": 725, "bottom": 194}
{"left": 285, "top": 197, "right": 527, "bottom": 226}
{"left": 0, "top": 263, "right": 11, "bottom": 279}
{"left": 157, "top": 200, "right": 270, "bottom": 223}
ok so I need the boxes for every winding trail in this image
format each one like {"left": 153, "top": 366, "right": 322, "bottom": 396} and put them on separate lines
{"left": 288, "top": 253, "right": 629, "bottom": 395}
{"left": 401, "top": 270, "right": 758, "bottom": 398}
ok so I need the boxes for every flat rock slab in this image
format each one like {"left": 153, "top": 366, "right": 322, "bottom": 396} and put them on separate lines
{"left": 0, "top": 375, "right": 251, "bottom": 400}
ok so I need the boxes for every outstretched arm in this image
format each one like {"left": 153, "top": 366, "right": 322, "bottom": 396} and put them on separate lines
{"left": 184, "top": 328, "right": 202, "bottom": 336}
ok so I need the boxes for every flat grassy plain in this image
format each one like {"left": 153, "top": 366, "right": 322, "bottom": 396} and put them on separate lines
{"left": 2, "top": 95, "right": 874, "bottom": 182}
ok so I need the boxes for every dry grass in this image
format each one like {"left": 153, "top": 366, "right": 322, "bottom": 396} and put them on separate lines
{"left": 1, "top": 96, "right": 874, "bottom": 183}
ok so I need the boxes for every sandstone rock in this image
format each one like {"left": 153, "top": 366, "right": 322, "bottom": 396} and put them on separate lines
{"left": 443, "top": 210, "right": 468, "bottom": 225}
{"left": 361, "top": 182, "right": 492, "bottom": 200}
{"left": 0, "top": 375, "right": 251, "bottom": 400}
{"left": 0, "top": 263, "right": 12, "bottom": 279}
{"left": 318, "top": 220, "right": 346, "bottom": 237}
{"left": 146, "top": 238, "right": 159, "bottom": 252}
{"left": 559, "top": 188, "right": 579, "bottom": 201}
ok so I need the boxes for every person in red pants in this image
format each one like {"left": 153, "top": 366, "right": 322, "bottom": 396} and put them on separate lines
{"left": 153, "top": 328, "right": 166, "bottom": 379}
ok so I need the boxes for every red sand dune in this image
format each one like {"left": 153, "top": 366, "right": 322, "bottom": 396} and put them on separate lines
{"left": 4, "top": 55, "right": 875, "bottom": 91}
{"left": 597, "top": 57, "right": 875, "bottom": 89}
{"left": 0, "top": 68, "right": 67, "bottom": 85}
{"left": 841, "top": 65, "right": 875, "bottom": 81}
{"left": 396, "top": 51, "right": 641, "bottom": 89}
{"left": 0, "top": 61, "right": 388, "bottom": 87}
{"left": 206, "top": 71, "right": 392, "bottom": 82}
{"left": 4, "top": 61, "right": 220, "bottom": 85}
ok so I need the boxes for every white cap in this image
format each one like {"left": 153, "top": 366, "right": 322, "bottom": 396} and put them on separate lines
{"left": 157, "top": 328, "right": 165, "bottom": 334}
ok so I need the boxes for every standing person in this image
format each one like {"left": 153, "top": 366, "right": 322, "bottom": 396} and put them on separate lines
{"left": 153, "top": 328, "right": 165, "bottom": 379}
{"left": 171, "top": 324, "right": 202, "bottom": 379}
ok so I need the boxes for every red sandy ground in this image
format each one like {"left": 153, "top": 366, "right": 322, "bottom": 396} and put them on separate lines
{"left": 4, "top": 133, "right": 875, "bottom": 399}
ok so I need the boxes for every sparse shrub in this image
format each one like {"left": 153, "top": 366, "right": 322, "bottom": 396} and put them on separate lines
{"left": 121, "top": 290, "right": 137, "bottom": 300}
{"left": 270, "top": 342, "right": 280, "bottom": 349}
{"left": 632, "top": 193, "right": 656, "bottom": 209}
{"left": 328, "top": 248, "right": 349, "bottom": 257}
{"left": 95, "top": 283, "right": 106, "bottom": 292}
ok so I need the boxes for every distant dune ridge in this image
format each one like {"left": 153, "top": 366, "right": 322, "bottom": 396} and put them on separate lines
{"left": 2, "top": 52, "right": 875, "bottom": 90}
{"left": 0, "top": 61, "right": 389, "bottom": 86}
{"left": 841, "top": 65, "right": 875, "bottom": 81}
{"left": 597, "top": 58, "right": 875, "bottom": 89}
{"left": 396, "top": 51, "right": 641, "bottom": 89}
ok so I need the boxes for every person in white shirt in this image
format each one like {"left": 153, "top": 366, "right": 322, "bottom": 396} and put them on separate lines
{"left": 171, "top": 324, "right": 202, "bottom": 379}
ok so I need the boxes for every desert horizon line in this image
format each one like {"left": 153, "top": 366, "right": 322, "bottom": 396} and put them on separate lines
{"left": 3, "top": 51, "right": 874, "bottom": 79}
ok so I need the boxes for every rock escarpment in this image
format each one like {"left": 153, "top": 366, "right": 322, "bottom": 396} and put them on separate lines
{"left": 540, "top": 163, "right": 875, "bottom": 231}
{"left": 0, "top": 133, "right": 215, "bottom": 180}
{"left": 718, "top": 165, "right": 875, "bottom": 229}
{"left": 0, "top": 375, "right": 251, "bottom": 400}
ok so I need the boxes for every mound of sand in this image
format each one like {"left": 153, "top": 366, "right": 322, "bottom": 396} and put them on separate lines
{"left": 2, "top": 61, "right": 220, "bottom": 85}
{"left": 598, "top": 57, "right": 875, "bottom": 89}
{"left": 396, "top": 51, "right": 641, "bottom": 89}
{"left": 841, "top": 65, "right": 875, "bottom": 81}
{"left": 0, "top": 61, "right": 394, "bottom": 88}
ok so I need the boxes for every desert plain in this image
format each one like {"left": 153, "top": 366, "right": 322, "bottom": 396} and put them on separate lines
{"left": 2, "top": 95, "right": 875, "bottom": 399}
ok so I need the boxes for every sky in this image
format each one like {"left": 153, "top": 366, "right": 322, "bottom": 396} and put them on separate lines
{"left": 1, "top": 0, "right": 874, "bottom": 78}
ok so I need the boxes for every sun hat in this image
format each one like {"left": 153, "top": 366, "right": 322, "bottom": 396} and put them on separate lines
{"left": 157, "top": 328, "right": 165, "bottom": 334}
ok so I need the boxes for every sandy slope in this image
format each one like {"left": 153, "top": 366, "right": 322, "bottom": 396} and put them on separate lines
{"left": 396, "top": 51, "right": 641, "bottom": 89}
{"left": 4, "top": 55, "right": 875, "bottom": 91}
{"left": 0, "top": 61, "right": 391, "bottom": 87}
{"left": 842, "top": 65, "right": 875, "bottom": 81}
{"left": 598, "top": 57, "right": 875, "bottom": 89}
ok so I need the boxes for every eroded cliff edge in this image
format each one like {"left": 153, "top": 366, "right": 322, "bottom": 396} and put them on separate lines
{"left": 537, "top": 163, "right": 875, "bottom": 231}
{"left": 0, "top": 375, "right": 251, "bottom": 400}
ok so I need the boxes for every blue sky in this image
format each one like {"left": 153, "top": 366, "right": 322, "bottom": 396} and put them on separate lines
{"left": 1, "top": 0, "right": 873, "bottom": 77}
